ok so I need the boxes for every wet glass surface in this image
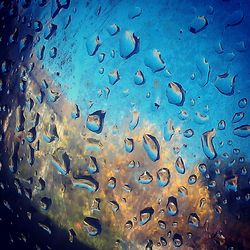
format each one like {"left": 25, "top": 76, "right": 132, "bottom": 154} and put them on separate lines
{"left": 0, "top": 0, "right": 250, "bottom": 249}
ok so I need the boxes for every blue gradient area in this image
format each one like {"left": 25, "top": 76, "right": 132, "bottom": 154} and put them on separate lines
{"left": 25, "top": 0, "right": 250, "bottom": 166}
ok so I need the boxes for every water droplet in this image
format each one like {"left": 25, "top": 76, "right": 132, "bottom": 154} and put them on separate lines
{"left": 107, "top": 24, "right": 119, "bottom": 36}
{"left": 26, "top": 127, "right": 36, "bottom": 143}
{"left": 87, "top": 156, "right": 99, "bottom": 174}
{"left": 164, "top": 119, "right": 174, "bottom": 141}
{"left": 125, "top": 220, "right": 133, "bottom": 230}
{"left": 233, "top": 125, "right": 250, "bottom": 137}
{"left": 175, "top": 156, "right": 185, "bottom": 174}
{"left": 214, "top": 72, "right": 236, "bottom": 96}
{"left": 44, "top": 23, "right": 57, "bottom": 40}
{"left": 238, "top": 98, "right": 247, "bottom": 108}
{"left": 119, "top": 30, "right": 139, "bottom": 59}
{"left": 188, "top": 213, "right": 200, "bottom": 227}
{"left": 144, "top": 49, "right": 165, "bottom": 72}
{"left": 173, "top": 233, "right": 183, "bottom": 247}
{"left": 178, "top": 186, "right": 188, "bottom": 197}
{"left": 166, "top": 196, "right": 178, "bottom": 216}
{"left": 138, "top": 171, "right": 153, "bottom": 184}
{"left": 188, "top": 174, "right": 197, "bottom": 185}
{"left": 213, "top": 231, "right": 226, "bottom": 246}
{"left": 86, "top": 34, "right": 101, "bottom": 56}
{"left": 68, "top": 229, "right": 76, "bottom": 243}
{"left": 226, "top": 9, "right": 244, "bottom": 27}
{"left": 201, "top": 128, "right": 217, "bottom": 160}
{"left": 196, "top": 57, "right": 210, "bottom": 86}
{"left": 83, "top": 217, "right": 101, "bottom": 236}
{"left": 166, "top": 82, "right": 185, "bottom": 106}
{"left": 134, "top": 70, "right": 144, "bottom": 85}
{"left": 158, "top": 220, "right": 166, "bottom": 230}
{"left": 215, "top": 40, "right": 224, "bottom": 54}
{"left": 224, "top": 176, "right": 238, "bottom": 192}
{"left": 44, "top": 122, "right": 58, "bottom": 143}
{"left": 122, "top": 184, "right": 132, "bottom": 192}
{"left": 183, "top": 129, "right": 194, "bottom": 138}
{"left": 109, "top": 201, "right": 119, "bottom": 212}
{"left": 235, "top": 40, "right": 247, "bottom": 52}
{"left": 140, "top": 207, "right": 154, "bottom": 225}
{"left": 218, "top": 120, "right": 226, "bottom": 130}
{"left": 86, "top": 110, "right": 106, "bottom": 134}
{"left": 198, "top": 163, "right": 207, "bottom": 173}
{"left": 143, "top": 134, "right": 160, "bottom": 161}
{"left": 232, "top": 112, "right": 244, "bottom": 123}
{"left": 91, "top": 198, "right": 101, "bottom": 212}
{"left": 19, "top": 35, "right": 33, "bottom": 52}
{"left": 72, "top": 176, "right": 99, "bottom": 192}
{"left": 129, "top": 111, "right": 139, "bottom": 130}
{"left": 124, "top": 138, "right": 134, "bottom": 153}
{"left": 157, "top": 168, "right": 170, "bottom": 187}
{"left": 40, "top": 197, "right": 52, "bottom": 210}
{"left": 128, "top": 6, "right": 142, "bottom": 19}
{"left": 33, "top": 20, "right": 43, "bottom": 33}
{"left": 189, "top": 16, "right": 208, "bottom": 33}
{"left": 108, "top": 69, "right": 120, "bottom": 85}
{"left": 107, "top": 177, "right": 116, "bottom": 189}
{"left": 51, "top": 148, "right": 70, "bottom": 175}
